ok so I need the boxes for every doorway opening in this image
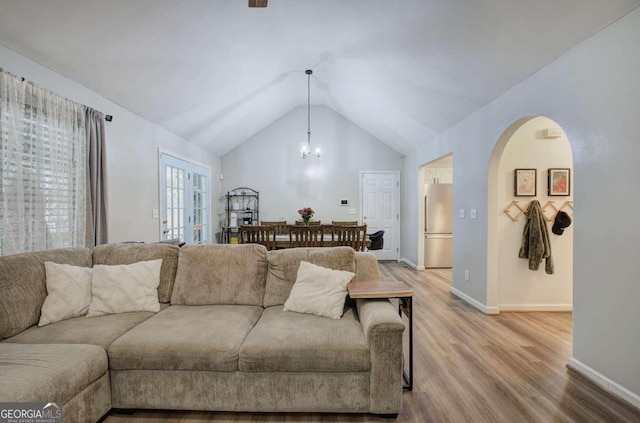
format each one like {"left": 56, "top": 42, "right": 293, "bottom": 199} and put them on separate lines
{"left": 487, "top": 116, "right": 573, "bottom": 311}
{"left": 418, "top": 154, "right": 453, "bottom": 271}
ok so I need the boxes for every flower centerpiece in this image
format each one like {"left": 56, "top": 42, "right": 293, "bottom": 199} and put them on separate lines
{"left": 297, "top": 207, "right": 315, "bottom": 226}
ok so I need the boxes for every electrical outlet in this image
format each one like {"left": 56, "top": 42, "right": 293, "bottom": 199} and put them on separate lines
{"left": 459, "top": 209, "right": 465, "bottom": 219}
{"left": 464, "top": 270, "right": 470, "bottom": 281}
{"left": 470, "top": 208, "right": 477, "bottom": 219}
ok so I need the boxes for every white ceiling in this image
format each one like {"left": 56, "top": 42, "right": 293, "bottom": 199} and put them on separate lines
{"left": 0, "top": 0, "right": 638, "bottom": 156}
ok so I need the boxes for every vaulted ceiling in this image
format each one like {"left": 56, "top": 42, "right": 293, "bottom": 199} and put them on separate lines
{"left": 0, "top": 0, "right": 638, "bottom": 156}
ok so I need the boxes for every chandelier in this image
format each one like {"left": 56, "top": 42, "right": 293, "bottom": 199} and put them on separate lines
{"left": 301, "top": 69, "right": 320, "bottom": 159}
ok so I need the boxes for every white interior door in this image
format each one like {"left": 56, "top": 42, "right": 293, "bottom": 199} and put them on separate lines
{"left": 360, "top": 171, "right": 400, "bottom": 260}
{"left": 160, "top": 153, "right": 210, "bottom": 244}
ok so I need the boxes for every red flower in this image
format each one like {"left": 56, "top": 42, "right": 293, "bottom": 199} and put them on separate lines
{"left": 297, "top": 207, "right": 315, "bottom": 219}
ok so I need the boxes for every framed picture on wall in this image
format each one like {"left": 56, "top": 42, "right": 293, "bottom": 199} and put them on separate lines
{"left": 548, "top": 168, "right": 571, "bottom": 196}
{"left": 514, "top": 168, "right": 537, "bottom": 196}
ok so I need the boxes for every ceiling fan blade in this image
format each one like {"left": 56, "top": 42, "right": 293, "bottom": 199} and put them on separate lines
{"left": 248, "top": 0, "right": 268, "bottom": 7}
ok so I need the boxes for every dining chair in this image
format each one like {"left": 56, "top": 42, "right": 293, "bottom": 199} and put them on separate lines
{"left": 239, "top": 225, "right": 276, "bottom": 250}
{"left": 261, "top": 220, "right": 288, "bottom": 235}
{"left": 333, "top": 224, "right": 368, "bottom": 252}
{"left": 288, "top": 225, "right": 324, "bottom": 247}
{"left": 321, "top": 224, "right": 334, "bottom": 242}
{"left": 295, "top": 220, "right": 322, "bottom": 226}
{"left": 331, "top": 220, "right": 358, "bottom": 226}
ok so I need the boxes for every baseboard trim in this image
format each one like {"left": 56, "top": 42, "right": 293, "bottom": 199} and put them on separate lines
{"left": 398, "top": 258, "right": 425, "bottom": 271}
{"left": 450, "top": 286, "right": 500, "bottom": 315}
{"left": 567, "top": 357, "right": 640, "bottom": 410}
{"left": 499, "top": 304, "right": 573, "bottom": 312}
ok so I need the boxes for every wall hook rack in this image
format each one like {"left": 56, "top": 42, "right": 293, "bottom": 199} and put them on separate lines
{"left": 542, "top": 200, "right": 574, "bottom": 222}
{"left": 504, "top": 200, "right": 573, "bottom": 222}
{"left": 504, "top": 200, "right": 528, "bottom": 222}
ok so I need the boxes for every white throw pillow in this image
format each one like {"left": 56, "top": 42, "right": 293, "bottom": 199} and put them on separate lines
{"left": 283, "top": 261, "right": 356, "bottom": 320}
{"left": 39, "top": 262, "right": 93, "bottom": 327}
{"left": 87, "top": 259, "right": 162, "bottom": 317}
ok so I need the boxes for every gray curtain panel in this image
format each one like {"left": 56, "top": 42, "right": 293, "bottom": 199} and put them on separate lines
{"left": 85, "top": 107, "right": 108, "bottom": 247}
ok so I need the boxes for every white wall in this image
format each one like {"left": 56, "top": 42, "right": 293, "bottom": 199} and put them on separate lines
{"left": 497, "top": 117, "right": 573, "bottom": 310}
{"left": 0, "top": 44, "right": 221, "bottom": 243}
{"left": 401, "top": 7, "right": 640, "bottom": 401}
{"left": 221, "top": 105, "right": 403, "bottom": 226}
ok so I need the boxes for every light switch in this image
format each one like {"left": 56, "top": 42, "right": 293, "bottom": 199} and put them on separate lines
{"left": 470, "top": 209, "right": 477, "bottom": 219}
{"left": 459, "top": 208, "right": 465, "bottom": 219}
{"left": 348, "top": 208, "right": 357, "bottom": 215}
{"left": 152, "top": 208, "right": 159, "bottom": 218}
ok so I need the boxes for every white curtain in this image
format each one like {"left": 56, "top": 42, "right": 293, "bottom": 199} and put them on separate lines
{"left": 0, "top": 69, "right": 87, "bottom": 255}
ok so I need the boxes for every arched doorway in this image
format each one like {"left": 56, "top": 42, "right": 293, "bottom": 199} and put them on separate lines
{"left": 487, "top": 116, "right": 573, "bottom": 311}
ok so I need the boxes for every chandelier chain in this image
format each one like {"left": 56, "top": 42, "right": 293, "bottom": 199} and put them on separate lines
{"left": 301, "top": 69, "right": 319, "bottom": 159}
{"left": 307, "top": 70, "right": 311, "bottom": 143}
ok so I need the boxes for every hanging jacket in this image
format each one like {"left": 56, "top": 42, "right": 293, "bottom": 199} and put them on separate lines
{"left": 518, "top": 200, "right": 554, "bottom": 274}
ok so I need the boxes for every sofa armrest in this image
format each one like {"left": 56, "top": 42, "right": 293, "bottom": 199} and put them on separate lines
{"left": 356, "top": 298, "right": 404, "bottom": 414}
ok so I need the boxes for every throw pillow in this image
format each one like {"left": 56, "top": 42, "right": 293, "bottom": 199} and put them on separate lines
{"left": 87, "top": 259, "right": 162, "bottom": 317}
{"left": 38, "top": 262, "right": 93, "bottom": 327}
{"left": 283, "top": 261, "right": 355, "bottom": 319}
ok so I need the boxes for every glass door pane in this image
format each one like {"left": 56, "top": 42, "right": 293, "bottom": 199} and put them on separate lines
{"left": 160, "top": 153, "right": 210, "bottom": 244}
{"left": 190, "top": 165, "right": 209, "bottom": 244}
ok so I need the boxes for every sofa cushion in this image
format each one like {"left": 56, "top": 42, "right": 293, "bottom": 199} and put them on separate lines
{"left": 264, "top": 247, "right": 355, "bottom": 307}
{"left": 0, "top": 343, "right": 107, "bottom": 403}
{"left": 171, "top": 244, "right": 267, "bottom": 306}
{"left": 92, "top": 243, "right": 179, "bottom": 303}
{"left": 88, "top": 259, "right": 162, "bottom": 317}
{"left": 0, "top": 248, "right": 92, "bottom": 340}
{"left": 2, "top": 310, "right": 159, "bottom": 349}
{"left": 239, "top": 305, "right": 370, "bottom": 372}
{"left": 39, "top": 262, "right": 93, "bottom": 326}
{"left": 354, "top": 252, "right": 381, "bottom": 281}
{"left": 109, "top": 305, "right": 263, "bottom": 371}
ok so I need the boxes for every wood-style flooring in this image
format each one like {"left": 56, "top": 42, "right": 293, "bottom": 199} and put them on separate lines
{"left": 104, "top": 262, "right": 640, "bottom": 423}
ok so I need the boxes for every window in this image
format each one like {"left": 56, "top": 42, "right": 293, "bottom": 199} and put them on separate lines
{"left": 1, "top": 72, "right": 87, "bottom": 256}
{"left": 159, "top": 153, "right": 210, "bottom": 244}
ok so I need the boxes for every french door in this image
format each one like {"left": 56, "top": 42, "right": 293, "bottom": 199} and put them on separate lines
{"left": 159, "top": 153, "right": 210, "bottom": 244}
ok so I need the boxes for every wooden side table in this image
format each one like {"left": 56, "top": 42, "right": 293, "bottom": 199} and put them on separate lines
{"left": 348, "top": 281, "right": 414, "bottom": 391}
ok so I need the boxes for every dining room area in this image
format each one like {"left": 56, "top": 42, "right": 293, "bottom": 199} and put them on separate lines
{"left": 216, "top": 102, "right": 403, "bottom": 261}
{"left": 220, "top": 187, "right": 385, "bottom": 252}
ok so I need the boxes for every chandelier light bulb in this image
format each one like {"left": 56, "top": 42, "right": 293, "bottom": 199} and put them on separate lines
{"left": 301, "top": 143, "right": 310, "bottom": 159}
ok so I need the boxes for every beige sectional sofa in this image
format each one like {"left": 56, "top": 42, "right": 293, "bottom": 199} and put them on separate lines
{"left": 0, "top": 243, "right": 405, "bottom": 422}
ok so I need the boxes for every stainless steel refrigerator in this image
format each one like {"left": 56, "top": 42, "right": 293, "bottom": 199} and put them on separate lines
{"left": 424, "top": 184, "right": 453, "bottom": 268}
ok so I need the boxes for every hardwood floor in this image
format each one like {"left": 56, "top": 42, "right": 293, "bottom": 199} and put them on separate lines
{"left": 104, "top": 262, "right": 640, "bottom": 423}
